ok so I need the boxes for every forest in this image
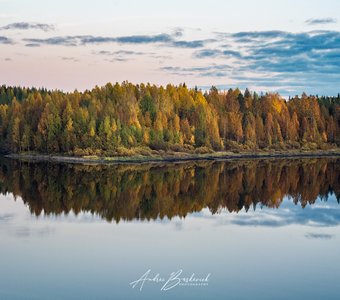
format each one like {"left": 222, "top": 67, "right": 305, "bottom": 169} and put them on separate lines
{"left": 0, "top": 82, "right": 339, "bottom": 156}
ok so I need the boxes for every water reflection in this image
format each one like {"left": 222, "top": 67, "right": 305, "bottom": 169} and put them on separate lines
{"left": 304, "top": 233, "right": 335, "bottom": 239}
{"left": 0, "top": 157, "right": 339, "bottom": 223}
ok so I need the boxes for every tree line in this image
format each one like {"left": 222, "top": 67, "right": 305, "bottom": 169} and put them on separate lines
{"left": 0, "top": 83, "right": 339, "bottom": 155}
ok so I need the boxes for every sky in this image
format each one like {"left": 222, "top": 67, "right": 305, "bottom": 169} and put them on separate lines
{"left": 0, "top": 0, "right": 340, "bottom": 96}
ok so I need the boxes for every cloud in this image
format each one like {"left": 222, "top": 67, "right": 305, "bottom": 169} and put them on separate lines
{"left": 93, "top": 49, "right": 148, "bottom": 62}
{"left": 238, "top": 31, "right": 340, "bottom": 75}
{"left": 172, "top": 27, "right": 184, "bottom": 37}
{"left": 94, "top": 50, "right": 145, "bottom": 56}
{"left": 215, "top": 30, "right": 340, "bottom": 66}
{"left": 231, "top": 30, "right": 288, "bottom": 39}
{"left": 113, "top": 34, "right": 207, "bottom": 49}
{"left": 93, "top": 49, "right": 172, "bottom": 63}
{"left": 0, "top": 22, "right": 55, "bottom": 32}
{"left": 22, "top": 31, "right": 208, "bottom": 49}
{"left": 193, "top": 49, "right": 218, "bottom": 58}
{"left": 0, "top": 36, "right": 13, "bottom": 44}
{"left": 60, "top": 56, "right": 79, "bottom": 62}
{"left": 171, "top": 40, "right": 205, "bottom": 48}
{"left": 79, "top": 36, "right": 117, "bottom": 44}
{"left": 25, "top": 43, "right": 40, "bottom": 47}
{"left": 115, "top": 33, "right": 172, "bottom": 44}
{"left": 306, "top": 18, "right": 337, "bottom": 25}
{"left": 194, "top": 49, "right": 242, "bottom": 58}
{"left": 23, "top": 36, "right": 80, "bottom": 46}
{"left": 189, "top": 29, "right": 340, "bottom": 95}
{"left": 305, "top": 232, "right": 335, "bottom": 240}
{"left": 161, "top": 64, "right": 231, "bottom": 77}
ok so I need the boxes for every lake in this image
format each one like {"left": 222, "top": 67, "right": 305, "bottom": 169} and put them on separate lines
{"left": 0, "top": 157, "right": 339, "bottom": 300}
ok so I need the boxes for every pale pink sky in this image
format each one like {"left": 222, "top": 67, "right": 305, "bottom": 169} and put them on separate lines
{"left": 1, "top": 0, "right": 340, "bottom": 96}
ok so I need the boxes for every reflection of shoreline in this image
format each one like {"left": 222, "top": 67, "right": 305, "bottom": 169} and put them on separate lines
{"left": 4, "top": 149, "right": 340, "bottom": 165}
{"left": 0, "top": 157, "right": 339, "bottom": 223}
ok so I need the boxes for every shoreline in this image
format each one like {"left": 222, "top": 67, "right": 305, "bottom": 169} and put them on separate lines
{"left": 3, "top": 149, "right": 340, "bottom": 165}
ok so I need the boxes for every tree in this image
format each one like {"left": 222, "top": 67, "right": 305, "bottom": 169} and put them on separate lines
{"left": 21, "top": 124, "right": 31, "bottom": 151}
{"left": 255, "top": 116, "right": 265, "bottom": 147}
{"left": 140, "top": 94, "right": 156, "bottom": 122}
{"left": 244, "top": 113, "right": 256, "bottom": 145}
{"left": 180, "top": 118, "right": 191, "bottom": 144}
{"left": 288, "top": 112, "right": 299, "bottom": 142}
{"left": 0, "top": 83, "right": 338, "bottom": 154}
{"left": 37, "top": 102, "right": 62, "bottom": 152}
{"left": 10, "top": 117, "right": 21, "bottom": 152}
{"left": 265, "top": 113, "right": 274, "bottom": 146}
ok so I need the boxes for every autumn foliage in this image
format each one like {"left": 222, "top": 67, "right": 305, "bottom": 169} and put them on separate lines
{"left": 0, "top": 83, "right": 339, "bottom": 155}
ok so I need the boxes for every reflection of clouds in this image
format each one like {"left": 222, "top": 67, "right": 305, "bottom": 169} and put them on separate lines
{"left": 23, "top": 201, "right": 340, "bottom": 229}
{"left": 26, "top": 211, "right": 104, "bottom": 224}
{"left": 192, "top": 198, "right": 340, "bottom": 228}
{"left": 0, "top": 213, "right": 14, "bottom": 223}
{"left": 305, "top": 233, "right": 335, "bottom": 240}
{"left": 305, "top": 18, "right": 337, "bottom": 25}
{"left": 2, "top": 192, "right": 340, "bottom": 229}
{"left": 229, "top": 206, "right": 340, "bottom": 228}
{"left": 9, "top": 226, "right": 55, "bottom": 238}
{"left": 174, "top": 220, "right": 184, "bottom": 231}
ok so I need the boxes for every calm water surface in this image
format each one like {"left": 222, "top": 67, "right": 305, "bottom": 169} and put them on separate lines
{"left": 0, "top": 157, "right": 339, "bottom": 300}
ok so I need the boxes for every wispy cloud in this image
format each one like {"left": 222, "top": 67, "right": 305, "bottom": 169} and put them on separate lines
{"left": 93, "top": 49, "right": 173, "bottom": 62}
{"left": 60, "top": 56, "right": 79, "bottom": 62}
{"left": 194, "top": 48, "right": 242, "bottom": 58}
{"left": 161, "top": 64, "right": 231, "bottom": 77}
{"left": 94, "top": 49, "right": 149, "bottom": 62}
{"left": 23, "top": 34, "right": 160, "bottom": 46}
{"left": 231, "top": 30, "right": 288, "bottom": 39}
{"left": 172, "top": 27, "right": 184, "bottom": 37}
{"left": 115, "top": 33, "right": 172, "bottom": 44}
{"left": 23, "top": 36, "right": 79, "bottom": 46}
{"left": 0, "top": 22, "right": 55, "bottom": 32}
{"left": 0, "top": 35, "right": 13, "bottom": 44}
{"left": 171, "top": 40, "right": 205, "bottom": 48}
{"left": 94, "top": 50, "right": 145, "bottom": 56}
{"left": 22, "top": 32, "right": 208, "bottom": 49}
{"left": 305, "top": 18, "right": 337, "bottom": 25}
{"left": 25, "top": 43, "right": 40, "bottom": 47}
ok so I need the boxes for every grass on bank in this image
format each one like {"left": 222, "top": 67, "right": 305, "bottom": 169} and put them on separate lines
{"left": 6, "top": 142, "right": 340, "bottom": 164}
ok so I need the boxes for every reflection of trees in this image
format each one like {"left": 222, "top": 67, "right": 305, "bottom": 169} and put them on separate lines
{"left": 0, "top": 158, "right": 339, "bottom": 223}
